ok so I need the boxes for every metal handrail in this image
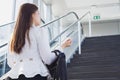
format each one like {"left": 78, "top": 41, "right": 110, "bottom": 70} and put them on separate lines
{"left": 79, "top": 11, "right": 90, "bottom": 20}
{"left": 0, "top": 21, "right": 15, "bottom": 27}
{"left": 50, "top": 21, "right": 78, "bottom": 44}
{"left": 50, "top": 11, "right": 90, "bottom": 44}
{"left": 0, "top": 19, "right": 45, "bottom": 27}
{"left": 40, "top": 11, "right": 79, "bottom": 28}
{"left": 0, "top": 43, "right": 8, "bottom": 48}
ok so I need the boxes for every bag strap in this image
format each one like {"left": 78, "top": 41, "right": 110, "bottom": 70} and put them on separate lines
{"left": 52, "top": 50, "right": 59, "bottom": 56}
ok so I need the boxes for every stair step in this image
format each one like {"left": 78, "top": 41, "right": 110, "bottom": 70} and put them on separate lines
{"left": 82, "top": 41, "right": 120, "bottom": 47}
{"left": 82, "top": 46, "right": 120, "bottom": 52}
{"left": 69, "top": 77, "right": 119, "bottom": 80}
{"left": 82, "top": 40, "right": 120, "bottom": 46}
{"left": 68, "top": 71, "right": 120, "bottom": 79}
{"left": 67, "top": 65, "right": 120, "bottom": 73}
{"left": 70, "top": 58, "right": 120, "bottom": 64}
{"left": 84, "top": 35, "right": 120, "bottom": 42}
{"left": 68, "top": 60, "right": 120, "bottom": 66}
{"left": 74, "top": 51, "right": 120, "bottom": 57}
{"left": 71, "top": 56, "right": 120, "bottom": 62}
{"left": 73, "top": 54, "right": 120, "bottom": 60}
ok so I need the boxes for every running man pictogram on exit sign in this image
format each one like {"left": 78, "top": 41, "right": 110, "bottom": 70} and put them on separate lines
{"left": 93, "top": 15, "right": 101, "bottom": 20}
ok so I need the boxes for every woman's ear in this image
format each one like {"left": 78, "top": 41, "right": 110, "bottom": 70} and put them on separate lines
{"left": 32, "top": 13, "right": 35, "bottom": 21}
{"left": 32, "top": 13, "right": 36, "bottom": 25}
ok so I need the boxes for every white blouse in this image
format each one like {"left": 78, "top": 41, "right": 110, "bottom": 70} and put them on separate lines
{"left": 6, "top": 25, "right": 63, "bottom": 79}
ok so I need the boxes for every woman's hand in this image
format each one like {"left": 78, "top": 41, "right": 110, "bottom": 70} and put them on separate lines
{"left": 61, "top": 38, "right": 72, "bottom": 49}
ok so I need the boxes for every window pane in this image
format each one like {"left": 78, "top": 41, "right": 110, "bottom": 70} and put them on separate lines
{"left": 15, "top": 0, "right": 31, "bottom": 20}
{"left": 0, "top": 0, "right": 14, "bottom": 25}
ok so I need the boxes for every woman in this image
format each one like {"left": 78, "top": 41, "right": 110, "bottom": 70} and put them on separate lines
{"left": 6, "top": 3, "right": 72, "bottom": 80}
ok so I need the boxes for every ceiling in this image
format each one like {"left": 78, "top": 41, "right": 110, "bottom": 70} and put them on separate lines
{"left": 65, "top": 0, "right": 119, "bottom": 8}
{"left": 43, "top": 0, "right": 120, "bottom": 21}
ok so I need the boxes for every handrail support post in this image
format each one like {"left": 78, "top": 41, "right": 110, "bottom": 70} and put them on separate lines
{"left": 78, "top": 21, "right": 81, "bottom": 54}
{"left": 88, "top": 12, "right": 92, "bottom": 37}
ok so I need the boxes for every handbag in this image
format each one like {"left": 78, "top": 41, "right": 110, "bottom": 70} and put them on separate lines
{"left": 40, "top": 50, "right": 67, "bottom": 80}
{"left": 38, "top": 50, "right": 59, "bottom": 80}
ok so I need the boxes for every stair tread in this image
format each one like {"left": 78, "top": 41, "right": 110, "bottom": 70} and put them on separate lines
{"left": 68, "top": 71, "right": 120, "bottom": 78}
{"left": 69, "top": 77, "right": 119, "bottom": 80}
{"left": 68, "top": 65, "right": 120, "bottom": 72}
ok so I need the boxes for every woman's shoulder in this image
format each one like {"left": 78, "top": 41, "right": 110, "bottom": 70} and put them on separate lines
{"left": 30, "top": 25, "right": 46, "bottom": 31}
{"left": 29, "top": 25, "right": 48, "bottom": 38}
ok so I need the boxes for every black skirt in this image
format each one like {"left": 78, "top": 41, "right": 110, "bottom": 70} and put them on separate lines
{"left": 4, "top": 74, "right": 47, "bottom": 80}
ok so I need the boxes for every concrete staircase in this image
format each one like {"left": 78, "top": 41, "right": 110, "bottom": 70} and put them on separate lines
{"left": 67, "top": 35, "right": 120, "bottom": 80}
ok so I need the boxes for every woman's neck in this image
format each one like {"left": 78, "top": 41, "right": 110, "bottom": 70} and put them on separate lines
{"left": 32, "top": 23, "right": 40, "bottom": 27}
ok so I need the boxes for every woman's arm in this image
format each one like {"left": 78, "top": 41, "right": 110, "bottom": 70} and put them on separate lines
{"left": 36, "top": 27, "right": 63, "bottom": 65}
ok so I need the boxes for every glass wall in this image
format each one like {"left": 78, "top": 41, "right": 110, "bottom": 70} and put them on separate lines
{"left": 0, "top": 0, "right": 14, "bottom": 25}
{"left": 0, "top": 0, "right": 14, "bottom": 46}
{"left": 0, "top": 0, "right": 55, "bottom": 45}
{"left": 38, "top": 0, "right": 52, "bottom": 23}
{"left": 0, "top": 0, "right": 33, "bottom": 46}
{"left": 14, "top": 0, "right": 33, "bottom": 20}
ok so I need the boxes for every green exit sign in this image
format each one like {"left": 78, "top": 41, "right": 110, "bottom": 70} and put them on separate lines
{"left": 93, "top": 16, "right": 101, "bottom": 20}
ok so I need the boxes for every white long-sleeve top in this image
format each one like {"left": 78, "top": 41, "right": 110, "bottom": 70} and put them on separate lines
{"left": 7, "top": 25, "right": 63, "bottom": 79}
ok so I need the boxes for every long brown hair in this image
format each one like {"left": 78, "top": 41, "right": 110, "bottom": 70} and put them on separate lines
{"left": 10, "top": 3, "right": 38, "bottom": 54}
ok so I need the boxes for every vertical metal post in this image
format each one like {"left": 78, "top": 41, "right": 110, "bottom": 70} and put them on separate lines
{"left": 88, "top": 12, "right": 92, "bottom": 37}
{"left": 12, "top": 0, "right": 16, "bottom": 21}
{"left": 10, "top": 0, "right": 16, "bottom": 32}
{"left": 78, "top": 21, "right": 81, "bottom": 54}
{"left": 59, "top": 20, "right": 62, "bottom": 45}
{"left": 2, "top": 53, "right": 7, "bottom": 75}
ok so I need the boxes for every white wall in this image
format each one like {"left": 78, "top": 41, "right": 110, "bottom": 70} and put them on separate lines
{"left": 82, "top": 20, "right": 120, "bottom": 37}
